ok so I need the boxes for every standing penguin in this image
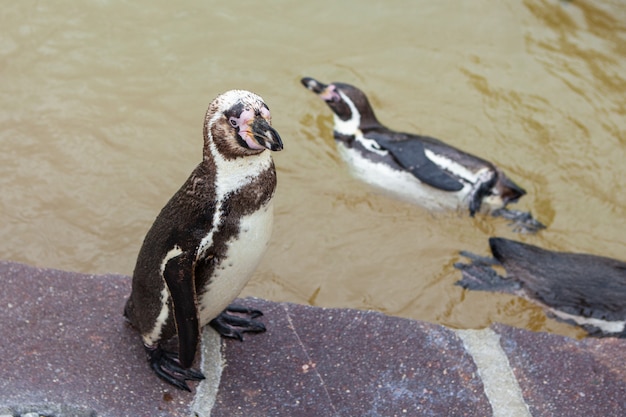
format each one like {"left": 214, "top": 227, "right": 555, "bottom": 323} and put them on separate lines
{"left": 301, "top": 77, "right": 543, "bottom": 233}
{"left": 124, "top": 90, "right": 283, "bottom": 391}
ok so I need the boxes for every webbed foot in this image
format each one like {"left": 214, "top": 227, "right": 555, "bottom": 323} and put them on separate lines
{"left": 146, "top": 345, "right": 205, "bottom": 392}
{"left": 209, "top": 304, "right": 266, "bottom": 341}
{"left": 457, "top": 250, "right": 499, "bottom": 266}
{"left": 454, "top": 255, "right": 520, "bottom": 293}
{"left": 491, "top": 208, "right": 546, "bottom": 234}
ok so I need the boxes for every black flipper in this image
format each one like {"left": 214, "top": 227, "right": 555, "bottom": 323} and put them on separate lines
{"left": 454, "top": 251, "right": 520, "bottom": 294}
{"left": 146, "top": 345, "right": 205, "bottom": 392}
{"left": 372, "top": 135, "right": 464, "bottom": 191}
{"left": 162, "top": 251, "right": 200, "bottom": 369}
{"left": 210, "top": 304, "right": 266, "bottom": 341}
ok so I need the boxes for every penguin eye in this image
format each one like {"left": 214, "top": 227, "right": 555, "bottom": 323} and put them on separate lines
{"left": 229, "top": 118, "right": 237, "bottom": 127}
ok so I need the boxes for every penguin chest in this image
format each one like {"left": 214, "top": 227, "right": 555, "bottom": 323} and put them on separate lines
{"left": 336, "top": 141, "right": 473, "bottom": 211}
{"left": 197, "top": 201, "right": 274, "bottom": 326}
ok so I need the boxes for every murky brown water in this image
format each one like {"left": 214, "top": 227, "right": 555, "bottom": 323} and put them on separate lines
{"left": 1, "top": 0, "right": 625, "bottom": 338}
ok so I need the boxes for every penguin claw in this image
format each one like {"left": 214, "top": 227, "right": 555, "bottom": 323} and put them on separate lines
{"left": 146, "top": 346, "right": 205, "bottom": 392}
{"left": 209, "top": 304, "right": 267, "bottom": 341}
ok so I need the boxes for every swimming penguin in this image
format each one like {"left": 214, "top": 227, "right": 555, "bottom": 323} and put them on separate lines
{"left": 124, "top": 90, "right": 283, "bottom": 391}
{"left": 455, "top": 237, "right": 626, "bottom": 338}
{"left": 301, "top": 77, "right": 544, "bottom": 233}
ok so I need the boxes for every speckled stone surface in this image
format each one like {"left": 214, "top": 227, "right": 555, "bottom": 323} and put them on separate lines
{"left": 494, "top": 324, "right": 626, "bottom": 417}
{"left": 2, "top": 260, "right": 625, "bottom": 417}
{"left": 0, "top": 261, "right": 195, "bottom": 417}
{"left": 210, "top": 299, "right": 492, "bottom": 417}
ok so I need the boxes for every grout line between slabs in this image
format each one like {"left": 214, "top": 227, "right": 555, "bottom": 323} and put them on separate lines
{"left": 192, "top": 328, "right": 225, "bottom": 417}
{"left": 456, "top": 328, "right": 532, "bottom": 417}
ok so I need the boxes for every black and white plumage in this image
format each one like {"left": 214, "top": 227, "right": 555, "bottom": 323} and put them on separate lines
{"left": 455, "top": 237, "right": 626, "bottom": 338}
{"left": 124, "top": 90, "right": 283, "bottom": 391}
{"left": 301, "top": 77, "right": 544, "bottom": 233}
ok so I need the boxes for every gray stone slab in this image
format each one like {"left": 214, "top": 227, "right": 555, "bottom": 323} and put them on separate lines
{"left": 6, "top": 260, "right": 625, "bottom": 417}
{"left": 0, "top": 261, "right": 195, "bottom": 417}
{"left": 210, "top": 298, "right": 492, "bottom": 417}
{"left": 494, "top": 324, "right": 626, "bottom": 417}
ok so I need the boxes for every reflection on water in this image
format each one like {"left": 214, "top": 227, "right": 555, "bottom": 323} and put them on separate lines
{"left": 1, "top": 0, "right": 624, "bottom": 339}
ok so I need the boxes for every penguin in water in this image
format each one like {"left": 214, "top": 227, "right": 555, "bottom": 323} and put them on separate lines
{"left": 301, "top": 77, "right": 544, "bottom": 233}
{"left": 124, "top": 90, "right": 283, "bottom": 391}
{"left": 455, "top": 237, "right": 626, "bottom": 338}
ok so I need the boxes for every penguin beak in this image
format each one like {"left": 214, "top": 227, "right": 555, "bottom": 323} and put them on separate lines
{"left": 250, "top": 117, "right": 283, "bottom": 152}
{"left": 301, "top": 77, "right": 340, "bottom": 102}
{"left": 301, "top": 77, "right": 327, "bottom": 94}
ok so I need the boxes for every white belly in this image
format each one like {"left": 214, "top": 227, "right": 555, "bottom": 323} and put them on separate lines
{"left": 197, "top": 202, "right": 273, "bottom": 326}
{"left": 547, "top": 306, "right": 626, "bottom": 335}
{"left": 337, "top": 143, "right": 472, "bottom": 211}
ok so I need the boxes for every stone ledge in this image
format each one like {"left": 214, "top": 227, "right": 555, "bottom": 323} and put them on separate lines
{"left": 207, "top": 300, "right": 490, "bottom": 417}
{"left": 1, "top": 261, "right": 624, "bottom": 417}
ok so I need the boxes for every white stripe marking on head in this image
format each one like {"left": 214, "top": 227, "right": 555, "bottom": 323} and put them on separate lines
{"left": 333, "top": 90, "right": 361, "bottom": 136}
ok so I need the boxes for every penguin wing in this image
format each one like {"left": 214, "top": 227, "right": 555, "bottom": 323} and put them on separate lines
{"left": 162, "top": 250, "right": 200, "bottom": 369}
{"left": 370, "top": 133, "right": 464, "bottom": 191}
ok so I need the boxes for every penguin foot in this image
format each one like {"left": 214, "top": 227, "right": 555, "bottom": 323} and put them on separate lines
{"left": 458, "top": 250, "right": 499, "bottom": 266}
{"left": 145, "top": 345, "right": 205, "bottom": 392}
{"left": 491, "top": 208, "right": 546, "bottom": 234}
{"left": 210, "top": 304, "right": 266, "bottom": 341}
{"left": 454, "top": 259, "right": 520, "bottom": 293}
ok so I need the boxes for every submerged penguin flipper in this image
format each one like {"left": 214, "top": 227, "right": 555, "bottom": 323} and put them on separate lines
{"left": 162, "top": 251, "right": 200, "bottom": 369}
{"left": 373, "top": 134, "right": 464, "bottom": 191}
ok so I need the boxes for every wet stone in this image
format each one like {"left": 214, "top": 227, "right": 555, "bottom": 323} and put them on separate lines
{"left": 0, "top": 261, "right": 195, "bottom": 417}
{"left": 211, "top": 298, "right": 492, "bottom": 417}
{"left": 5, "top": 259, "right": 625, "bottom": 417}
{"left": 493, "top": 323, "right": 626, "bottom": 417}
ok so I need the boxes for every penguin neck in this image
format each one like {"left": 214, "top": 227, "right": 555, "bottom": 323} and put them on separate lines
{"left": 333, "top": 92, "right": 382, "bottom": 137}
{"left": 333, "top": 113, "right": 359, "bottom": 137}
{"left": 203, "top": 135, "right": 273, "bottom": 199}
{"left": 332, "top": 113, "right": 382, "bottom": 147}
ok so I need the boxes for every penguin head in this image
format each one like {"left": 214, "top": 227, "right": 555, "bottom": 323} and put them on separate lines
{"left": 204, "top": 90, "right": 283, "bottom": 159}
{"left": 301, "top": 77, "right": 381, "bottom": 136}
